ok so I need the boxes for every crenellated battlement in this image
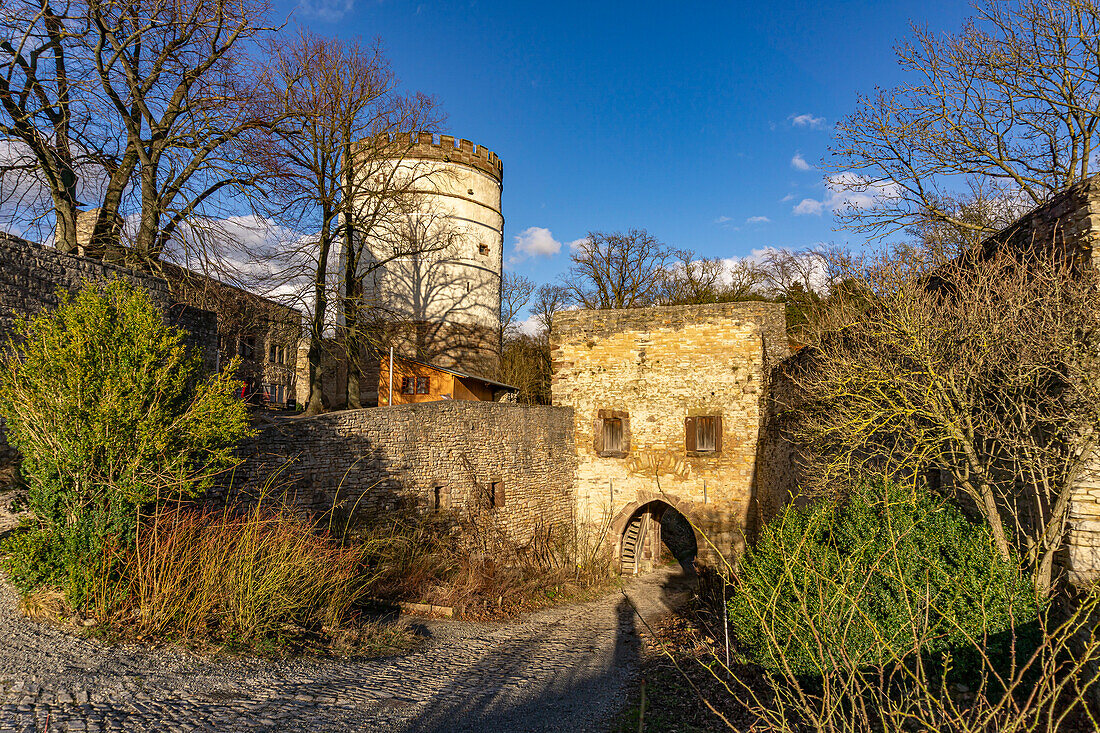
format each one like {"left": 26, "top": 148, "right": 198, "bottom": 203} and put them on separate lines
{"left": 354, "top": 132, "right": 503, "bottom": 182}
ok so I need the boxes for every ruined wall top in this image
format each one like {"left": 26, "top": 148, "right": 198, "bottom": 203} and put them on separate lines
{"left": 553, "top": 301, "right": 790, "bottom": 368}
{"left": 982, "top": 174, "right": 1100, "bottom": 266}
{"left": 352, "top": 132, "right": 503, "bottom": 183}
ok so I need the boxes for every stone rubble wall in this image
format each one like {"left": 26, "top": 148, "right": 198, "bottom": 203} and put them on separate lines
{"left": 227, "top": 401, "right": 576, "bottom": 548}
{"left": 550, "top": 301, "right": 791, "bottom": 562}
{"left": 0, "top": 233, "right": 218, "bottom": 364}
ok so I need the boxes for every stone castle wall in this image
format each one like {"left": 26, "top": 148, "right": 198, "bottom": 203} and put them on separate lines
{"left": 0, "top": 233, "right": 218, "bottom": 363}
{"left": 550, "top": 301, "right": 791, "bottom": 562}
{"left": 980, "top": 175, "right": 1100, "bottom": 585}
{"left": 981, "top": 176, "right": 1100, "bottom": 268}
{"left": 227, "top": 401, "right": 576, "bottom": 548}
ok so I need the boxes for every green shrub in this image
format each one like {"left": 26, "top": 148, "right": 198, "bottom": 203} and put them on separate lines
{"left": 0, "top": 280, "right": 251, "bottom": 605}
{"left": 728, "top": 478, "right": 1039, "bottom": 676}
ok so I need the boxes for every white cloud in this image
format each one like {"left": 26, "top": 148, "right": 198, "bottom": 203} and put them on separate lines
{"left": 790, "top": 153, "right": 813, "bottom": 171}
{"left": 297, "top": 0, "right": 354, "bottom": 21}
{"left": 792, "top": 173, "right": 902, "bottom": 216}
{"left": 714, "top": 215, "right": 733, "bottom": 224}
{"left": 567, "top": 236, "right": 589, "bottom": 251}
{"left": 789, "top": 113, "right": 826, "bottom": 129}
{"left": 746, "top": 216, "right": 770, "bottom": 224}
{"left": 513, "top": 226, "right": 563, "bottom": 258}
{"left": 780, "top": 192, "right": 795, "bottom": 203}
{"left": 793, "top": 198, "right": 824, "bottom": 215}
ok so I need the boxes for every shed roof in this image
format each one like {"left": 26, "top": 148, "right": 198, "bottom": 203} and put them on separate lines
{"left": 390, "top": 353, "right": 518, "bottom": 392}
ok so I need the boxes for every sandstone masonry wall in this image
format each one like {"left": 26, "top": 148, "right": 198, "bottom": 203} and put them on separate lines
{"left": 228, "top": 401, "right": 576, "bottom": 547}
{"left": 550, "top": 301, "right": 790, "bottom": 562}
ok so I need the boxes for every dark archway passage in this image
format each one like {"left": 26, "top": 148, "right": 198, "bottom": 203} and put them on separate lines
{"left": 619, "top": 500, "right": 698, "bottom": 575}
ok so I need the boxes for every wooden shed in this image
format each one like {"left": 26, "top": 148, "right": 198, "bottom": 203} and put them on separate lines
{"left": 377, "top": 354, "right": 518, "bottom": 406}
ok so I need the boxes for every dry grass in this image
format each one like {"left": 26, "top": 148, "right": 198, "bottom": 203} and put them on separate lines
{"left": 88, "top": 500, "right": 370, "bottom": 648}
{"left": 17, "top": 587, "right": 68, "bottom": 622}
{"left": 354, "top": 505, "right": 615, "bottom": 619}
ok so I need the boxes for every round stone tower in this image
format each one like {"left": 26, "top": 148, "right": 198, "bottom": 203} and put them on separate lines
{"left": 348, "top": 133, "right": 504, "bottom": 377}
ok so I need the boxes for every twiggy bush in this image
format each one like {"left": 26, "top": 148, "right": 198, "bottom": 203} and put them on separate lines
{"left": 0, "top": 281, "right": 250, "bottom": 606}
{"left": 354, "top": 502, "right": 612, "bottom": 616}
{"left": 641, "top": 483, "right": 1100, "bottom": 733}
{"left": 729, "top": 479, "right": 1039, "bottom": 677}
{"left": 97, "top": 501, "right": 366, "bottom": 644}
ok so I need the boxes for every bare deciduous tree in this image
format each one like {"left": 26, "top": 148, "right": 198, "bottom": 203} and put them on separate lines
{"left": 1, "top": 0, "right": 276, "bottom": 261}
{"left": 789, "top": 247, "right": 1100, "bottom": 595}
{"left": 86, "top": 0, "right": 274, "bottom": 262}
{"left": 258, "top": 31, "right": 444, "bottom": 414}
{"left": 500, "top": 271, "right": 534, "bottom": 340}
{"left": 831, "top": 0, "right": 1100, "bottom": 243}
{"left": 0, "top": 1, "right": 88, "bottom": 249}
{"left": 562, "top": 228, "right": 674, "bottom": 310}
{"left": 658, "top": 249, "right": 768, "bottom": 306}
{"left": 531, "top": 283, "right": 569, "bottom": 337}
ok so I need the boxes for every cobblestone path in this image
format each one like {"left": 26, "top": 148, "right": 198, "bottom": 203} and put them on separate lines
{"left": 0, "top": 568, "right": 693, "bottom": 733}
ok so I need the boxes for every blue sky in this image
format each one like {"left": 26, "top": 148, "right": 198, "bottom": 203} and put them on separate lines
{"left": 275, "top": 0, "right": 976, "bottom": 287}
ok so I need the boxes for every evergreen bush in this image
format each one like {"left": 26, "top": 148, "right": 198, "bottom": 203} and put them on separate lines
{"left": 728, "top": 478, "right": 1039, "bottom": 676}
{"left": 0, "top": 280, "right": 251, "bottom": 605}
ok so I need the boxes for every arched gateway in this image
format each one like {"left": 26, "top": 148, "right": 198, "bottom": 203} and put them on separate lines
{"left": 613, "top": 499, "right": 699, "bottom": 575}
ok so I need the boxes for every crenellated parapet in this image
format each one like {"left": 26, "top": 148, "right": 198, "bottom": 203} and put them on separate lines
{"left": 354, "top": 132, "right": 503, "bottom": 182}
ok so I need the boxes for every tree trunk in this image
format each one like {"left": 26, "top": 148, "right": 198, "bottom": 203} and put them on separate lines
{"left": 343, "top": 296, "right": 362, "bottom": 410}
{"left": 305, "top": 224, "right": 333, "bottom": 416}
{"left": 304, "top": 335, "right": 326, "bottom": 416}
{"left": 52, "top": 196, "right": 77, "bottom": 254}
{"left": 978, "top": 483, "right": 1013, "bottom": 563}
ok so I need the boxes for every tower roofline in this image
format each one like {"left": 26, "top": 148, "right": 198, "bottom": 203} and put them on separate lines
{"left": 352, "top": 132, "right": 503, "bottom": 183}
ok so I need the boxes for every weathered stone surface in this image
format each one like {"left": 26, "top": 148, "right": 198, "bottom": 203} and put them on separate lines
{"left": 550, "top": 301, "right": 793, "bottom": 566}
{"left": 227, "top": 401, "right": 576, "bottom": 546}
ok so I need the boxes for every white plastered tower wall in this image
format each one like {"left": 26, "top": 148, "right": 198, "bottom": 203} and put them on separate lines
{"left": 344, "top": 133, "right": 504, "bottom": 376}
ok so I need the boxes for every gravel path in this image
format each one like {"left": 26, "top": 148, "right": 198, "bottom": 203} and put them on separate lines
{"left": 0, "top": 567, "right": 694, "bottom": 733}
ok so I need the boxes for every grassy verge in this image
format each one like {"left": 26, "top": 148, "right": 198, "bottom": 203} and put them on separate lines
{"left": 4, "top": 500, "right": 421, "bottom": 659}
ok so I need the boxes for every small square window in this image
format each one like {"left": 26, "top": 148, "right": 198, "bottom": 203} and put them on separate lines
{"left": 478, "top": 243, "right": 490, "bottom": 256}
{"left": 686, "top": 415, "right": 722, "bottom": 455}
{"left": 416, "top": 376, "right": 430, "bottom": 394}
{"left": 401, "top": 376, "right": 416, "bottom": 395}
{"left": 596, "top": 409, "right": 629, "bottom": 457}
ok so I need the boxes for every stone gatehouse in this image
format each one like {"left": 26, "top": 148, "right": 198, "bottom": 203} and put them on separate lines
{"left": 234, "top": 301, "right": 798, "bottom": 570}
{"left": 550, "top": 301, "right": 793, "bottom": 571}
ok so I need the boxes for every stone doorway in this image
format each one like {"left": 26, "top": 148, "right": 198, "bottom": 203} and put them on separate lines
{"left": 619, "top": 500, "right": 698, "bottom": 575}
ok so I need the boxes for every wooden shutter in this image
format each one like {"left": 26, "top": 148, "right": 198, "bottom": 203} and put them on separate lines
{"left": 714, "top": 415, "right": 723, "bottom": 454}
{"left": 685, "top": 416, "right": 697, "bottom": 452}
